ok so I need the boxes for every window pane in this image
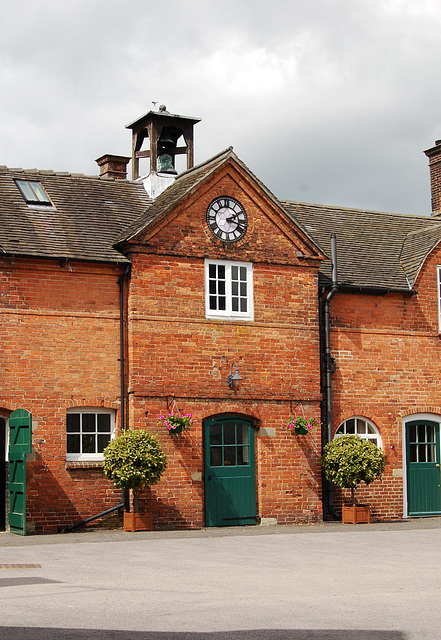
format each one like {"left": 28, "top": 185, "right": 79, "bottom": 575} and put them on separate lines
{"left": 67, "top": 414, "right": 80, "bottom": 432}
{"left": 16, "top": 180, "right": 35, "bottom": 201}
{"left": 67, "top": 434, "right": 80, "bottom": 453}
{"left": 410, "top": 443, "right": 417, "bottom": 462}
{"left": 232, "top": 281, "right": 239, "bottom": 296}
{"left": 31, "top": 182, "right": 51, "bottom": 204}
{"left": 218, "top": 281, "right": 225, "bottom": 295}
{"left": 210, "top": 424, "right": 222, "bottom": 445}
{"left": 418, "top": 424, "right": 426, "bottom": 442}
{"left": 98, "top": 414, "right": 111, "bottom": 432}
{"left": 428, "top": 444, "right": 436, "bottom": 463}
{"left": 224, "top": 447, "right": 236, "bottom": 466}
{"left": 210, "top": 447, "right": 222, "bottom": 466}
{"left": 209, "top": 295, "right": 217, "bottom": 310}
{"left": 240, "top": 298, "right": 247, "bottom": 312}
{"left": 239, "top": 266, "right": 247, "bottom": 280}
{"left": 237, "top": 424, "right": 249, "bottom": 444}
{"left": 427, "top": 425, "right": 436, "bottom": 443}
{"left": 232, "top": 297, "right": 239, "bottom": 312}
{"left": 409, "top": 424, "right": 417, "bottom": 442}
{"left": 82, "top": 434, "right": 96, "bottom": 454}
{"left": 418, "top": 444, "right": 426, "bottom": 462}
{"left": 82, "top": 414, "right": 96, "bottom": 432}
{"left": 237, "top": 446, "right": 249, "bottom": 465}
{"left": 345, "top": 419, "right": 355, "bottom": 434}
{"left": 209, "top": 264, "right": 216, "bottom": 278}
{"left": 357, "top": 419, "right": 367, "bottom": 434}
{"left": 224, "top": 423, "right": 235, "bottom": 444}
{"left": 218, "top": 296, "right": 226, "bottom": 311}
{"left": 209, "top": 281, "right": 217, "bottom": 294}
{"left": 231, "top": 266, "right": 238, "bottom": 280}
{"left": 218, "top": 265, "right": 225, "bottom": 279}
{"left": 98, "top": 434, "right": 111, "bottom": 452}
{"left": 240, "top": 282, "right": 247, "bottom": 296}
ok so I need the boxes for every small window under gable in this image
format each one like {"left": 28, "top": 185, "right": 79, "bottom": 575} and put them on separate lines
{"left": 205, "top": 259, "right": 253, "bottom": 321}
{"left": 15, "top": 180, "right": 52, "bottom": 206}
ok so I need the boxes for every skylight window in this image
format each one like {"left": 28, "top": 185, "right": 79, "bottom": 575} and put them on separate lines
{"left": 15, "top": 180, "right": 52, "bottom": 206}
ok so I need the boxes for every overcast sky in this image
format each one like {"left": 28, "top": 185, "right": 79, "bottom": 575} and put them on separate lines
{"left": 1, "top": 0, "right": 441, "bottom": 216}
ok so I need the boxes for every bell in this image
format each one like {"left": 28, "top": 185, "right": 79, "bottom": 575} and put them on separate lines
{"left": 157, "top": 132, "right": 178, "bottom": 174}
{"left": 157, "top": 153, "right": 177, "bottom": 174}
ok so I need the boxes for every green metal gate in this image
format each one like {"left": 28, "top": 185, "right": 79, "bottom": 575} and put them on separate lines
{"left": 8, "top": 408, "right": 32, "bottom": 535}
{"left": 406, "top": 420, "right": 441, "bottom": 516}
{"left": 204, "top": 415, "right": 256, "bottom": 527}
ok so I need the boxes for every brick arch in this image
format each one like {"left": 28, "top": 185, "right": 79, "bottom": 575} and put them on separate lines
{"left": 201, "top": 410, "right": 261, "bottom": 428}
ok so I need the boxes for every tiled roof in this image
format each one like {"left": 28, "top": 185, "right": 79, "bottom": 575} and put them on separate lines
{"left": 2, "top": 155, "right": 441, "bottom": 291}
{"left": 0, "top": 166, "right": 151, "bottom": 263}
{"left": 282, "top": 200, "right": 441, "bottom": 291}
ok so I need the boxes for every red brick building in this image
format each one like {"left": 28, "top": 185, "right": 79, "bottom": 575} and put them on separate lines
{"left": 2, "top": 107, "right": 441, "bottom": 533}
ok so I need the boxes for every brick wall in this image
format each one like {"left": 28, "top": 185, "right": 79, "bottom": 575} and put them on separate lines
{"left": 0, "top": 257, "right": 123, "bottom": 532}
{"left": 125, "top": 167, "right": 324, "bottom": 527}
{"left": 329, "top": 245, "right": 441, "bottom": 519}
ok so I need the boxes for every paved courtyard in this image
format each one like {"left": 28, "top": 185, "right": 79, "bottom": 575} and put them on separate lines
{"left": 1, "top": 518, "right": 440, "bottom": 640}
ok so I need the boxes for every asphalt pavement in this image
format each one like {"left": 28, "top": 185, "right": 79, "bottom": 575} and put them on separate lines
{"left": 1, "top": 518, "right": 440, "bottom": 640}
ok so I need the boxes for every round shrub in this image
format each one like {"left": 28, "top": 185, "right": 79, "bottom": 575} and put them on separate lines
{"left": 103, "top": 429, "right": 167, "bottom": 493}
{"left": 320, "top": 435, "right": 385, "bottom": 504}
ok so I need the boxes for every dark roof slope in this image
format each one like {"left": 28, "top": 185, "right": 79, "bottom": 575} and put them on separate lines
{"left": 283, "top": 200, "right": 441, "bottom": 291}
{"left": 0, "top": 166, "right": 151, "bottom": 263}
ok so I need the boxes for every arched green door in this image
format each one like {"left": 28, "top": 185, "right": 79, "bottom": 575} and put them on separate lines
{"left": 406, "top": 420, "right": 441, "bottom": 515}
{"left": 204, "top": 415, "right": 256, "bottom": 527}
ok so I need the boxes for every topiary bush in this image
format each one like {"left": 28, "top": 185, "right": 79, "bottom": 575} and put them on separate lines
{"left": 319, "top": 435, "right": 385, "bottom": 505}
{"left": 103, "top": 429, "right": 167, "bottom": 512}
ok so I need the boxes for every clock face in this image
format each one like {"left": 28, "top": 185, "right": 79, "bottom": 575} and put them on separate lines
{"left": 206, "top": 196, "right": 248, "bottom": 243}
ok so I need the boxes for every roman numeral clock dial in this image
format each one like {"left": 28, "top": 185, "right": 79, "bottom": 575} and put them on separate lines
{"left": 206, "top": 197, "right": 248, "bottom": 243}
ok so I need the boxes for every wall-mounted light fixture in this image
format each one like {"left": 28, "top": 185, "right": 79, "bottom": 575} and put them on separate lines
{"left": 227, "top": 363, "right": 242, "bottom": 391}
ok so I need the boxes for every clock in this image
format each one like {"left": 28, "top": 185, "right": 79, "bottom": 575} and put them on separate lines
{"left": 206, "top": 196, "right": 248, "bottom": 243}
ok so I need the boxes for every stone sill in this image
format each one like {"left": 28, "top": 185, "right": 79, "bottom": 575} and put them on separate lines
{"left": 65, "top": 461, "right": 104, "bottom": 470}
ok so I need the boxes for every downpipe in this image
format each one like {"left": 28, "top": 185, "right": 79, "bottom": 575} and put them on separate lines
{"left": 63, "top": 264, "right": 131, "bottom": 533}
{"left": 321, "top": 233, "right": 339, "bottom": 520}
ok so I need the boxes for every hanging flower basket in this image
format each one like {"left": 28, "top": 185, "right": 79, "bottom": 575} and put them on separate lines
{"left": 159, "top": 412, "right": 195, "bottom": 434}
{"left": 286, "top": 415, "right": 318, "bottom": 435}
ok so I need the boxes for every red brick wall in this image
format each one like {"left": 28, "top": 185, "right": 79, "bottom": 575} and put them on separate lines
{"left": 1, "top": 164, "right": 325, "bottom": 532}
{"left": 0, "top": 257, "right": 123, "bottom": 532}
{"left": 126, "top": 168, "right": 324, "bottom": 527}
{"left": 329, "top": 245, "right": 441, "bottom": 519}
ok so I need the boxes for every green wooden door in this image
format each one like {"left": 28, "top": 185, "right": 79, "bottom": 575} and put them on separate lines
{"left": 8, "top": 409, "right": 32, "bottom": 535}
{"left": 0, "top": 418, "right": 6, "bottom": 530}
{"left": 204, "top": 416, "right": 256, "bottom": 527}
{"left": 406, "top": 420, "right": 441, "bottom": 516}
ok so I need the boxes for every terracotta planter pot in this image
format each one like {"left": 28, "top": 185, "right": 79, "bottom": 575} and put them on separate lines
{"left": 342, "top": 504, "right": 371, "bottom": 525}
{"left": 123, "top": 512, "right": 153, "bottom": 532}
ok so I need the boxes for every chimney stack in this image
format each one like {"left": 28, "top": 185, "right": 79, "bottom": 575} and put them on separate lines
{"left": 424, "top": 141, "right": 441, "bottom": 216}
{"left": 96, "top": 154, "right": 131, "bottom": 180}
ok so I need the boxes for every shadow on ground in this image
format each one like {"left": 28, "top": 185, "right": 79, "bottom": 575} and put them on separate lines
{"left": 0, "top": 628, "right": 406, "bottom": 639}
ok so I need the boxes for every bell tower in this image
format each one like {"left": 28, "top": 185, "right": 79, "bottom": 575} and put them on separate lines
{"left": 126, "top": 105, "right": 201, "bottom": 181}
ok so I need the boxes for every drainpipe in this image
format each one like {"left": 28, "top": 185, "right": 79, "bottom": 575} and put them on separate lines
{"left": 321, "top": 233, "right": 338, "bottom": 519}
{"left": 63, "top": 263, "right": 131, "bottom": 532}
{"left": 118, "top": 264, "right": 131, "bottom": 512}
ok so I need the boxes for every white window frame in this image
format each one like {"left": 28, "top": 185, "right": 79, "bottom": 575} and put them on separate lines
{"left": 66, "top": 408, "right": 115, "bottom": 462}
{"left": 437, "top": 266, "right": 441, "bottom": 333}
{"left": 335, "top": 416, "right": 382, "bottom": 448}
{"left": 205, "top": 259, "right": 254, "bottom": 321}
